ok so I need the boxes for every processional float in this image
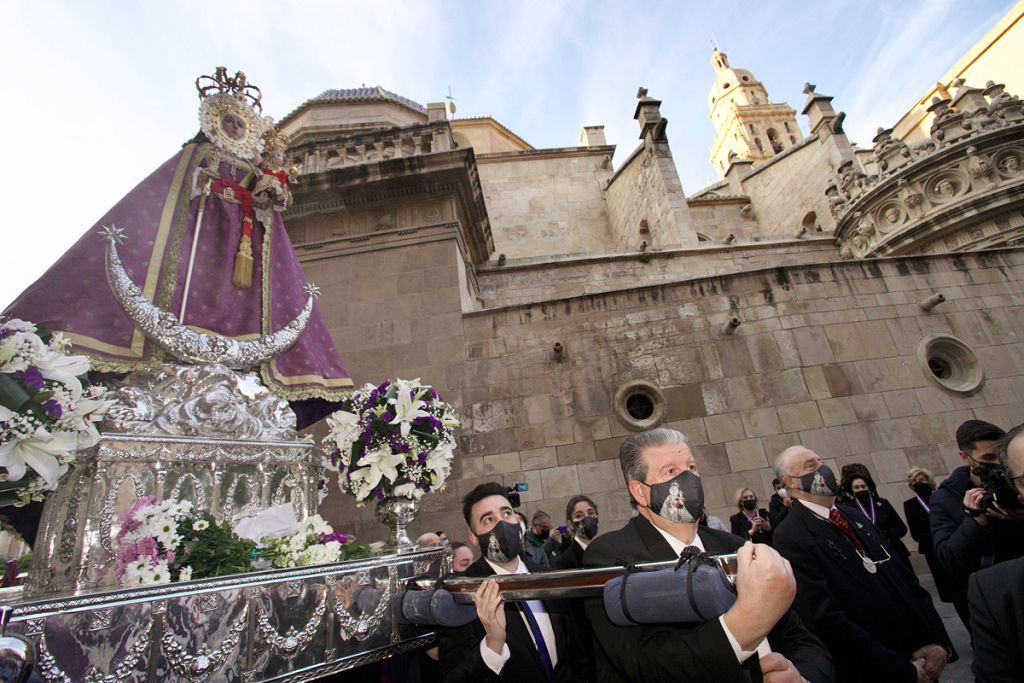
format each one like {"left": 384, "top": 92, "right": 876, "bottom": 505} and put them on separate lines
{"left": 0, "top": 67, "right": 744, "bottom": 682}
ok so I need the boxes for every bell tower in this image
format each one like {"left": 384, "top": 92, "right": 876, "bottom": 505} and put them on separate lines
{"left": 708, "top": 48, "right": 799, "bottom": 177}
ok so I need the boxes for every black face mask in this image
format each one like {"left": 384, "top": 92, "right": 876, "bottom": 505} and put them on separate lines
{"left": 970, "top": 461, "right": 1001, "bottom": 479}
{"left": 911, "top": 482, "right": 932, "bottom": 497}
{"left": 741, "top": 499, "right": 758, "bottom": 511}
{"left": 643, "top": 470, "right": 704, "bottom": 524}
{"left": 796, "top": 464, "right": 838, "bottom": 498}
{"left": 574, "top": 516, "right": 599, "bottom": 540}
{"left": 854, "top": 491, "right": 872, "bottom": 504}
{"left": 535, "top": 528, "right": 551, "bottom": 540}
{"left": 476, "top": 520, "right": 524, "bottom": 564}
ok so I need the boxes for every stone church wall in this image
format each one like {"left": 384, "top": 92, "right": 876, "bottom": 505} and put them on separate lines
{"left": 476, "top": 149, "right": 617, "bottom": 261}
{"left": 365, "top": 247, "right": 1023, "bottom": 542}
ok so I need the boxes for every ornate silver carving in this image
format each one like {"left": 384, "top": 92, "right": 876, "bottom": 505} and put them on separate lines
{"left": 57, "top": 477, "right": 85, "bottom": 564}
{"left": 255, "top": 593, "right": 327, "bottom": 660}
{"left": 199, "top": 593, "right": 219, "bottom": 613}
{"left": 99, "top": 473, "right": 147, "bottom": 556}
{"left": 38, "top": 618, "right": 152, "bottom": 683}
{"left": 161, "top": 603, "right": 249, "bottom": 682}
{"left": 103, "top": 364, "right": 297, "bottom": 439}
{"left": 0, "top": 634, "right": 33, "bottom": 683}
{"left": 88, "top": 609, "right": 113, "bottom": 632}
{"left": 168, "top": 472, "right": 207, "bottom": 511}
{"left": 103, "top": 234, "right": 314, "bottom": 369}
{"left": 333, "top": 570, "right": 394, "bottom": 642}
{"left": 285, "top": 580, "right": 303, "bottom": 598}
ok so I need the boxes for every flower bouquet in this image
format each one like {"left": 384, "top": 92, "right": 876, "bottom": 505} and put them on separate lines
{"left": 0, "top": 318, "right": 112, "bottom": 507}
{"left": 260, "top": 514, "right": 372, "bottom": 568}
{"left": 322, "top": 378, "right": 459, "bottom": 504}
{"left": 113, "top": 496, "right": 257, "bottom": 587}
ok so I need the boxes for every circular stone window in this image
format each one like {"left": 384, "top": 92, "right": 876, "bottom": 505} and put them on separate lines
{"left": 613, "top": 380, "right": 667, "bottom": 430}
{"left": 916, "top": 334, "right": 984, "bottom": 395}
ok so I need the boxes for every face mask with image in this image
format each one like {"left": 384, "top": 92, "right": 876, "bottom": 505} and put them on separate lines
{"left": 643, "top": 470, "right": 704, "bottom": 524}
{"left": 477, "top": 520, "right": 525, "bottom": 564}
{"left": 795, "top": 464, "right": 838, "bottom": 498}
{"left": 574, "top": 516, "right": 599, "bottom": 540}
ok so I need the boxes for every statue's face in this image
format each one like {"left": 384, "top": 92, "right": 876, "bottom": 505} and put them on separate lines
{"left": 221, "top": 113, "right": 247, "bottom": 140}
{"left": 1004, "top": 156, "right": 1021, "bottom": 171}
{"left": 885, "top": 208, "right": 900, "bottom": 223}
{"left": 269, "top": 148, "right": 287, "bottom": 166}
{"left": 937, "top": 180, "right": 955, "bottom": 196}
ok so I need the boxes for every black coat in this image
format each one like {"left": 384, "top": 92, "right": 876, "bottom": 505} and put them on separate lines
{"left": 773, "top": 501, "right": 953, "bottom": 683}
{"left": 729, "top": 508, "right": 773, "bottom": 545}
{"left": 969, "top": 555, "right": 1024, "bottom": 683}
{"left": 929, "top": 465, "right": 1024, "bottom": 603}
{"left": 583, "top": 515, "right": 834, "bottom": 683}
{"left": 849, "top": 494, "right": 912, "bottom": 566}
{"left": 768, "top": 493, "right": 789, "bottom": 528}
{"left": 436, "top": 556, "right": 577, "bottom": 683}
{"left": 555, "top": 538, "right": 586, "bottom": 570}
{"left": 903, "top": 493, "right": 959, "bottom": 601}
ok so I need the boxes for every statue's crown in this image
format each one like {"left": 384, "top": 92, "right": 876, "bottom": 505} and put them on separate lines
{"left": 195, "top": 67, "right": 263, "bottom": 113}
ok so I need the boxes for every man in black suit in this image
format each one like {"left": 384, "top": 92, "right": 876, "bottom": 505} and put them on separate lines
{"left": 436, "top": 482, "right": 577, "bottom": 682}
{"left": 584, "top": 427, "right": 833, "bottom": 682}
{"left": 772, "top": 445, "right": 953, "bottom": 682}
{"left": 969, "top": 423, "right": 1024, "bottom": 682}
{"left": 556, "top": 494, "right": 599, "bottom": 570}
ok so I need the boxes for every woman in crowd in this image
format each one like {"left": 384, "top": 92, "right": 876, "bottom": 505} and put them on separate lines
{"left": 902, "top": 467, "right": 959, "bottom": 614}
{"left": 729, "top": 487, "right": 773, "bottom": 544}
{"left": 842, "top": 472, "right": 912, "bottom": 568}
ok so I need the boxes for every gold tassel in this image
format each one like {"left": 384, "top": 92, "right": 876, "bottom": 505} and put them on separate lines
{"left": 233, "top": 233, "right": 253, "bottom": 288}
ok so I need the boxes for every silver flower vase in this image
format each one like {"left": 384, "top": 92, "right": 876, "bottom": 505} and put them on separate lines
{"left": 375, "top": 496, "right": 421, "bottom": 552}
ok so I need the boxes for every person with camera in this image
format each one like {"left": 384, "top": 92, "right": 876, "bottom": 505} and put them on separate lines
{"left": 930, "top": 420, "right": 1024, "bottom": 632}
{"left": 969, "top": 423, "right": 1024, "bottom": 682}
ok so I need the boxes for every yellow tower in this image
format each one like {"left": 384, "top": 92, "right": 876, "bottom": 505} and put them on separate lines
{"left": 708, "top": 48, "right": 799, "bottom": 176}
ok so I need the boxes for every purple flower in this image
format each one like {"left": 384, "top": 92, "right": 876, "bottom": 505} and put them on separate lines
{"left": 17, "top": 366, "right": 44, "bottom": 391}
{"left": 374, "top": 487, "right": 385, "bottom": 501}
{"left": 43, "top": 399, "right": 63, "bottom": 420}
{"left": 318, "top": 531, "right": 349, "bottom": 545}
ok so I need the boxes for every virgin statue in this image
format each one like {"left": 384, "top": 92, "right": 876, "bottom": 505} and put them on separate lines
{"left": 4, "top": 68, "right": 353, "bottom": 428}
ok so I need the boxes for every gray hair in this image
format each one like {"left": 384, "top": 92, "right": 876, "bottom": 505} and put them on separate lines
{"left": 996, "top": 423, "right": 1024, "bottom": 479}
{"left": 619, "top": 427, "right": 688, "bottom": 485}
{"left": 773, "top": 445, "right": 807, "bottom": 481}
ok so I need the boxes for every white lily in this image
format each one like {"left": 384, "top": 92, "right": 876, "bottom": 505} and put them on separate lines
{"left": 326, "top": 409, "right": 360, "bottom": 448}
{"left": 424, "top": 445, "right": 453, "bottom": 489}
{"left": 34, "top": 349, "right": 90, "bottom": 398}
{"left": 393, "top": 482, "right": 424, "bottom": 500}
{"left": 0, "top": 426, "right": 78, "bottom": 489}
{"left": 0, "top": 330, "right": 44, "bottom": 373}
{"left": 388, "top": 388, "right": 430, "bottom": 438}
{"left": 356, "top": 447, "right": 406, "bottom": 491}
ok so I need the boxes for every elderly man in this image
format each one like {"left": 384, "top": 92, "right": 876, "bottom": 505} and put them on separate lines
{"left": 772, "top": 445, "right": 953, "bottom": 682}
{"left": 969, "top": 423, "right": 1024, "bottom": 683}
{"left": 417, "top": 532, "right": 443, "bottom": 548}
{"left": 584, "top": 428, "right": 833, "bottom": 682}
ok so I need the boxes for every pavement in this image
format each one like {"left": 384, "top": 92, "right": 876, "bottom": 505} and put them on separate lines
{"left": 917, "top": 572, "right": 973, "bottom": 682}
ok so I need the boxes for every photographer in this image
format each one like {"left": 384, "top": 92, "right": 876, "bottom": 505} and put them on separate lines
{"left": 930, "top": 420, "right": 1024, "bottom": 631}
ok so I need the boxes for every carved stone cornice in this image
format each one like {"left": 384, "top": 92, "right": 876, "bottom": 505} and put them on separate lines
{"left": 288, "top": 147, "right": 493, "bottom": 264}
{"left": 834, "top": 116, "right": 1024, "bottom": 259}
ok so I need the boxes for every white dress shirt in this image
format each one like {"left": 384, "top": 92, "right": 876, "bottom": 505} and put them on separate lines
{"left": 574, "top": 535, "right": 589, "bottom": 551}
{"left": 650, "top": 523, "right": 766, "bottom": 663}
{"left": 478, "top": 556, "right": 559, "bottom": 675}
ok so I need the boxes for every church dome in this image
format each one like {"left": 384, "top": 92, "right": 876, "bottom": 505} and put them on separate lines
{"left": 708, "top": 49, "right": 765, "bottom": 110}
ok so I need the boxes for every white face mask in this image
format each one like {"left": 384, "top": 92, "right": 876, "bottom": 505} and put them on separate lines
{"left": 777, "top": 488, "right": 787, "bottom": 497}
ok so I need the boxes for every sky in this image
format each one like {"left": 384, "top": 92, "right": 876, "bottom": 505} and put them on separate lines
{"left": 0, "top": 0, "right": 1016, "bottom": 309}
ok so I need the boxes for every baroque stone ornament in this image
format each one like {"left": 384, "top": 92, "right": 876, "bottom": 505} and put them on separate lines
{"left": 103, "top": 229, "right": 316, "bottom": 369}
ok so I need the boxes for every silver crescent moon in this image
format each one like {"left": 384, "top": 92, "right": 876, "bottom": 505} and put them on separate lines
{"left": 103, "top": 230, "right": 313, "bottom": 369}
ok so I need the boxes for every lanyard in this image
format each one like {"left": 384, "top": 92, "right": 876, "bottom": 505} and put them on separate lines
{"left": 855, "top": 495, "right": 877, "bottom": 525}
{"left": 915, "top": 495, "right": 930, "bottom": 513}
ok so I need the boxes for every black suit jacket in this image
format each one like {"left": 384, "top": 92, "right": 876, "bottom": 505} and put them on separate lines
{"left": 583, "top": 515, "right": 833, "bottom": 683}
{"left": 555, "top": 539, "right": 586, "bottom": 570}
{"left": 436, "top": 556, "right": 575, "bottom": 683}
{"left": 730, "top": 508, "right": 773, "bottom": 545}
{"left": 773, "top": 501, "right": 953, "bottom": 683}
{"left": 969, "top": 555, "right": 1024, "bottom": 683}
